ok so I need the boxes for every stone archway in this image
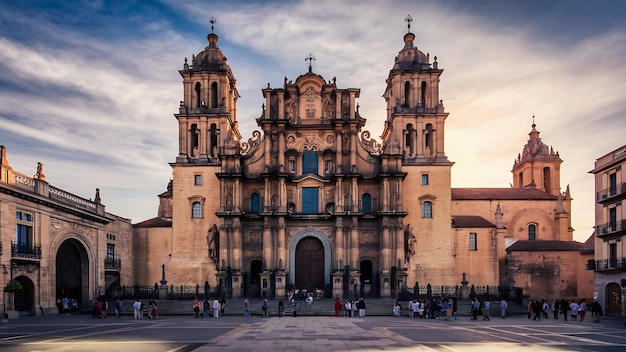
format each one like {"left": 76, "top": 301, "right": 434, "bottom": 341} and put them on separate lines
{"left": 288, "top": 230, "right": 332, "bottom": 290}
{"left": 12, "top": 275, "right": 35, "bottom": 314}
{"left": 606, "top": 282, "right": 622, "bottom": 315}
{"left": 56, "top": 238, "right": 89, "bottom": 306}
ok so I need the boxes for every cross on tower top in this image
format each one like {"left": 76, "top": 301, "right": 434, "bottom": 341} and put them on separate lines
{"left": 305, "top": 53, "right": 316, "bottom": 73}
{"left": 405, "top": 14, "right": 413, "bottom": 33}
{"left": 210, "top": 17, "right": 216, "bottom": 34}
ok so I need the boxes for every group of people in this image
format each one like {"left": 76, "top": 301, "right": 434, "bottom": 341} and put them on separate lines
{"left": 340, "top": 297, "right": 367, "bottom": 317}
{"left": 56, "top": 297, "right": 78, "bottom": 313}
{"left": 132, "top": 298, "right": 158, "bottom": 319}
{"left": 528, "top": 298, "right": 603, "bottom": 322}
{"left": 193, "top": 297, "right": 227, "bottom": 318}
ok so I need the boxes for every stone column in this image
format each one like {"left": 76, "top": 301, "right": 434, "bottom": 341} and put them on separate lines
{"left": 262, "top": 219, "right": 273, "bottom": 269}
{"left": 350, "top": 224, "right": 359, "bottom": 269}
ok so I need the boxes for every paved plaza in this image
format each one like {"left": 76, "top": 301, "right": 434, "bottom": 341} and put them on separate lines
{"left": 0, "top": 313, "right": 625, "bottom": 351}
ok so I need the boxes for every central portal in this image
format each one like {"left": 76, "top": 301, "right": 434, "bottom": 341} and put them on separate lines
{"left": 295, "top": 237, "right": 324, "bottom": 292}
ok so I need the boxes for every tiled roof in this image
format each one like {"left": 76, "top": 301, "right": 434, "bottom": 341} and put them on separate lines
{"left": 580, "top": 232, "right": 596, "bottom": 254}
{"left": 507, "top": 240, "right": 584, "bottom": 252}
{"left": 133, "top": 217, "right": 172, "bottom": 228}
{"left": 451, "top": 215, "right": 495, "bottom": 228}
{"left": 452, "top": 188, "right": 557, "bottom": 200}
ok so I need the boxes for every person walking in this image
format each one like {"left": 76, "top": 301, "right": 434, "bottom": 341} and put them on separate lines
{"left": 335, "top": 296, "right": 342, "bottom": 317}
{"left": 569, "top": 300, "right": 579, "bottom": 321}
{"left": 471, "top": 298, "right": 480, "bottom": 320}
{"left": 244, "top": 297, "right": 250, "bottom": 317}
{"left": 262, "top": 298, "right": 270, "bottom": 317}
{"left": 579, "top": 299, "right": 587, "bottom": 321}
{"left": 482, "top": 300, "right": 491, "bottom": 321}
{"left": 542, "top": 299, "right": 549, "bottom": 319}
{"left": 561, "top": 299, "right": 569, "bottom": 321}
{"left": 357, "top": 297, "right": 366, "bottom": 317}
{"left": 203, "top": 299, "right": 210, "bottom": 317}
{"left": 591, "top": 300, "right": 602, "bottom": 322}
{"left": 552, "top": 299, "right": 560, "bottom": 319}
{"left": 115, "top": 299, "right": 123, "bottom": 318}
{"left": 133, "top": 299, "right": 141, "bottom": 320}
{"left": 344, "top": 300, "right": 352, "bottom": 318}
{"left": 213, "top": 298, "right": 221, "bottom": 318}
{"left": 220, "top": 297, "right": 227, "bottom": 315}
{"left": 500, "top": 298, "right": 508, "bottom": 318}
{"left": 393, "top": 299, "right": 402, "bottom": 317}
{"left": 193, "top": 298, "right": 200, "bottom": 318}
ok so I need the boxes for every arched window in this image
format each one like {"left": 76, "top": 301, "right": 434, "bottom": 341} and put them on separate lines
{"left": 543, "top": 167, "right": 551, "bottom": 193}
{"left": 404, "top": 81, "right": 411, "bottom": 107}
{"left": 421, "top": 81, "right": 427, "bottom": 107}
{"left": 250, "top": 193, "right": 261, "bottom": 213}
{"left": 211, "top": 82, "right": 218, "bottom": 108}
{"left": 192, "top": 202, "right": 203, "bottom": 218}
{"left": 528, "top": 224, "right": 536, "bottom": 240}
{"left": 302, "top": 147, "right": 318, "bottom": 174}
{"left": 422, "top": 201, "right": 432, "bottom": 218}
{"left": 195, "top": 82, "right": 202, "bottom": 108}
{"left": 362, "top": 193, "right": 372, "bottom": 213}
{"left": 518, "top": 172, "right": 523, "bottom": 188}
{"left": 425, "top": 123, "right": 433, "bottom": 153}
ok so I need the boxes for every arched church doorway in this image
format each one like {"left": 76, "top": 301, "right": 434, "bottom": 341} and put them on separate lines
{"left": 360, "top": 260, "right": 374, "bottom": 297}
{"left": 56, "top": 239, "right": 89, "bottom": 306}
{"left": 13, "top": 275, "right": 35, "bottom": 315}
{"left": 249, "top": 260, "right": 262, "bottom": 297}
{"left": 295, "top": 237, "right": 324, "bottom": 293}
{"left": 606, "top": 282, "right": 622, "bottom": 315}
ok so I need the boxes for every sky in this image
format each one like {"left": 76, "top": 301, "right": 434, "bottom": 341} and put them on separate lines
{"left": 1, "top": 0, "right": 625, "bottom": 242}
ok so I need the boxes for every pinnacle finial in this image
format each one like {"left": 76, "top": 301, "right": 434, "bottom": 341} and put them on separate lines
{"left": 305, "top": 53, "right": 316, "bottom": 73}
{"left": 405, "top": 14, "right": 413, "bottom": 33}
{"left": 210, "top": 16, "right": 216, "bottom": 34}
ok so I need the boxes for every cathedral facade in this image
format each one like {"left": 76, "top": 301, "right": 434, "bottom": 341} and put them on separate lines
{"left": 134, "top": 24, "right": 581, "bottom": 300}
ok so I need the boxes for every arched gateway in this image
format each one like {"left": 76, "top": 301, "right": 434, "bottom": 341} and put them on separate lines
{"left": 289, "top": 230, "right": 331, "bottom": 293}
{"left": 56, "top": 238, "right": 90, "bottom": 306}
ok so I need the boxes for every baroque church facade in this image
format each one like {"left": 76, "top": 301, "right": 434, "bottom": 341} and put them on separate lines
{"left": 134, "top": 23, "right": 583, "bottom": 300}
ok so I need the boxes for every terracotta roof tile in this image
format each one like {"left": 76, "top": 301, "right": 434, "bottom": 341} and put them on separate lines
{"left": 133, "top": 217, "right": 172, "bottom": 228}
{"left": 452, "top": 188, "right": 557, "bottom": 200}
{"left": 451, "top": 215, "right": 495, "bottom": 228}
{"left": 507, "top": 240, "right": 583, "bottom": 252}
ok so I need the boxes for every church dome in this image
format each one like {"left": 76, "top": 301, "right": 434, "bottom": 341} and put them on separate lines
{"left": 514, "top": 123, "right": 561, "bottom": 166}
{"left": 392, "top": 32, "right": 431, "bottom": 71}
{"left": 192, "top": 33, "right": 232, "bottom": 72}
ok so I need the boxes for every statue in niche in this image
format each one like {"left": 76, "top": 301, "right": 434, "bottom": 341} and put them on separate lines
{"left": 323, "top": 95, "right": 334, "bottom": 118}
{"left": 289, "top": 97, "right": 299, "bottom": 118}
{"left": 405, "top": 224, "right": 416, "bottom": 262}
{"left": 207, "top": 224, "right": 219, "bottom": 263}
{"left": 270, "top": 95, "right": 279, "bottom": 118}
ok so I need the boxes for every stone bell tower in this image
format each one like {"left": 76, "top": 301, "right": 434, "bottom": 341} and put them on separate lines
{"left": 175, "top": 18, "right": 241, "bottom": 164}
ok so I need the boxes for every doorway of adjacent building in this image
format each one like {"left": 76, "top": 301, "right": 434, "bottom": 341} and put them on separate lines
{"left": 12, "top": 275, "right": 34, "bottom": 315}
{"left": 606, "top": 282, "right": 622, "bottom": 315}
{"left": 295, "top": 236, "right": 324, "bottom": 293}
{"left": 56, "top": 239, "right": 89, "bottom": 306}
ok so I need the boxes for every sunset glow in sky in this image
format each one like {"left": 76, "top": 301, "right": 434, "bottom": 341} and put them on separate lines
{"left": 1, "top": 0, "right": 625, "bottom": 242}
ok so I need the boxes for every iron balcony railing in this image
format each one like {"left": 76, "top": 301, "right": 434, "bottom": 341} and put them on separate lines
{"left": 104, "top": 257, "right": 121, "bottom": 271}
{"left": 11, "top": 241, "right": 41, "bottom": 259}
{"left": 597, "top": 183, "right": 626, "bottom": 202}
{"left": 596, "top": 219, "right": 626, "bottom": 237}
{"left": 587, "top": 257, "right": 626, "bottom": 271}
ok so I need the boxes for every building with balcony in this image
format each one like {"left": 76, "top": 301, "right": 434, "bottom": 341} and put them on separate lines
{"left": 0, "top": 146, "right": 132, "bottom": 316}
{"left": 589, "top": 144, "right": 626, "bottom": 316}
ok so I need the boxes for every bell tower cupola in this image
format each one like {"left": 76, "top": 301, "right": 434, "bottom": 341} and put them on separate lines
{"left": 175, "top": 17, "right": 241, "bottom": 164}
{"left": 512, "top": 119, "right": 562, "bottom": 196}
{"left": 381, "top": 15, "right": 448, "bottom": 163}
